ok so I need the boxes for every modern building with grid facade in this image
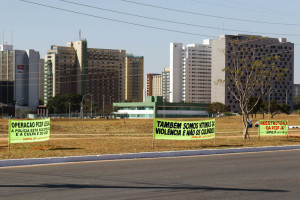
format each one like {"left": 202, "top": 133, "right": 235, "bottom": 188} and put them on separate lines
{"left": 211, "top": 34, "right": 294, "bottom": 112}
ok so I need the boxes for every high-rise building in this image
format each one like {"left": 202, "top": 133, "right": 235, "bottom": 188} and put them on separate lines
{"left": 39, "top": 59, "right": 44, "bottom": 103}
{"left": 162, "top": 67, "right": 170, "bottom": 102}
{"left": 211, "top": 34, "right": 294, "bottom": 112}
{"left": 146, "top": 73, "right": 160, "bottom": 96}
{"left": 152, "top": 74, "right": 162, "bottom": 96}
{"left": 0, "top": 44, "right": 40, "bottom": 108}
{"left": 170, "top": 41, "right": 211, "bottom": 103}
{"left": 44, "top": 45, "right": 77, "bottom": 105}
{"left": 125, "top": 54, "right": 144, "bottom": 102}
{"left": 44, "top": 40, "right": 126, "bottom": 108}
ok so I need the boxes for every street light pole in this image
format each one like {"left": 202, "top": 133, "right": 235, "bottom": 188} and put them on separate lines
{"left": 15, "top": 98, "right": 23, "bottom": 118}
{"left": 69, "top": 102, "right": 71, "bottom": 118}
{"left": 81, "top": 94, "right": 88, "bottom": 119}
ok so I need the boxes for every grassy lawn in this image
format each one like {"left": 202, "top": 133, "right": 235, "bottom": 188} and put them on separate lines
{"left": 0, "top": 114, "right": 300, "bottom": 159}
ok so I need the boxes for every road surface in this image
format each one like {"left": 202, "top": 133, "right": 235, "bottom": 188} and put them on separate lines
{"left": 0, "top": 150, "right": 300, "bottom": 199}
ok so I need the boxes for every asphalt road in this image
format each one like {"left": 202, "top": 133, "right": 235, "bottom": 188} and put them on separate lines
{"left": 0, "top": 150, "right": 300, "bottom": 200}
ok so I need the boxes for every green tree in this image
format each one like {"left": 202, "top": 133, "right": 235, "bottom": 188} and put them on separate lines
{"left": 47, "top": 94, "right": 82, "bottom": 114}
{"left": 218, "top": 37, "right": 287, "bottom": 139}
{"left": 294, "top": 96, "right": 300, "bottom": 110}
{"left": 248, "top": 97, "right": 262, "bottom": 118}
{"left": 206, "top": 102, "right": 230, "bottom": 116}
{"left": 262, "top": 100, "right": 290, "bottom": 119}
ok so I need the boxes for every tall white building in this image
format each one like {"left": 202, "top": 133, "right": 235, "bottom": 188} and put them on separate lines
{"left": 162, "top": 67, "right": 170, "bottom": 102}
{"left": 0, "top": 44, "right": 40, "bottom": 108}
{"left": 170, "top": 40, "right": 211, "bottom": 103}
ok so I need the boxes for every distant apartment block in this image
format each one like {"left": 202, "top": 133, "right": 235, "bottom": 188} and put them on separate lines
{"left": 125, "top": 54, "right": 144, "bottom": 102}
{"left": 44, "top": 40, "right": 126, "bottom": 108}
{"left": 146, "top": 73, "right": 160, "bottom": 96}
{"left": 211, "top": 34, "right": 294, "bottom": 112}
{"left": 0, "top": 44, "right": 40, "bottom": 108}
{"left": 170, "top": 41, "right": 211, "bottom": 103}
{"left": 162, "top": 67, "right": 170, "bottom": 102}
{"left": 152, "top": 74, "right": 162, "bottom": 96}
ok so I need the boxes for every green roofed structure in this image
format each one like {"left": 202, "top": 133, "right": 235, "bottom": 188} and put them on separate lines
{"left": 113, "top": 96, "right": 210, "bottom": 119}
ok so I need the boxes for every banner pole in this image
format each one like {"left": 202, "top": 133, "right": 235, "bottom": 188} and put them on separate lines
{"left": 258, "top": 120, "right": 260, "bottom": 141}
{"left": 8, "top": 120, "right": 10, "bottom": 151}
{"left": 152, "top": 118, "right": 155, "bottom": 148}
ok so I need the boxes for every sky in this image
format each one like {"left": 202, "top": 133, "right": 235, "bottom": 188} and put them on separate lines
{"left": 1, "top": 0, "right": 300, "bottom": 83}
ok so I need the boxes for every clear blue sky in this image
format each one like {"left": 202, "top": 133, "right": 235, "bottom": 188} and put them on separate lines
{"left": 1, "top": 0, "right": 300, "bottom": 83}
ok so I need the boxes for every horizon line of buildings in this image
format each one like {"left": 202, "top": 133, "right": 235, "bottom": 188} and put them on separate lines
{"left": 147, "top": 34, "right": 294, "bottom": 113}
{"left": 0, "top": 33, "right": 296, "bottom": 117}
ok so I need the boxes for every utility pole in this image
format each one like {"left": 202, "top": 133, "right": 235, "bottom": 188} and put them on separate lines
{"left": 15, "top": 98, "right": 23, "bottom": 118}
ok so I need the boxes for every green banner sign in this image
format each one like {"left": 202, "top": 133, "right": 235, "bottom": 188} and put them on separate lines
{"left": 9, "top": 118, "right": 50, "bottom": 144}
{"left": 153, "top": 118, "right": 215, "bottom": 140}
{"left": 259, "top": 120, "right": 288, "bottom": 136}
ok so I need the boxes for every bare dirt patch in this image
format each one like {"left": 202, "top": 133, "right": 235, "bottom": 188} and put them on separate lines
{"left": 0, "top": 114, "right": 300, "bottom": 159}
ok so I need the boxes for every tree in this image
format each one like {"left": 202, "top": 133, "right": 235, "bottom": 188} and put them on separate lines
{"left": 248, "top": 97, "right": 262, "bottom": 118}
{"left": 262, "top": 100, "right": 290, "bottom": 119}
{"left": 47, "top": 94, "right": 82, "bottom": 114}
{"left": 206, "top": 102, "right": 230, "bottom": 116}
{"left": 218, "top": 37, "right": 287, "bottom": 139}
{"left": 294, "top": 96, "right": 300, "bottom": 110}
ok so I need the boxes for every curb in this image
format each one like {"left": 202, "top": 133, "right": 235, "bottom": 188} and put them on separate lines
{"left": 1, "top": 145, "right": 300, "bottom": 168}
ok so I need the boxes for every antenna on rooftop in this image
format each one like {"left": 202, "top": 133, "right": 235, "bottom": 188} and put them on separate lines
{"left": 79, "top": 29, "right": 82, "bottom": 40}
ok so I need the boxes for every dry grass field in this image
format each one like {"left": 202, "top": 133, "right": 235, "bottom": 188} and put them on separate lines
{"left": 0, "top": 114, "right": 300, "bottom": 159}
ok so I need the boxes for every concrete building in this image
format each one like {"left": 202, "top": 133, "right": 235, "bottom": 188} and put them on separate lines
{"left": 113, "top": 96, "right": 209, "bottom": 118}
{"left": 170, "top": 41, "right": 211, "bottom": 103}
{"left": 125, "top": 54, "right": 144, "bottom": 102}
{"left": 39, "top": 59, "right": 44, "bottom": 102}
{"left": 44, "top": 45, "right": 77, "bottom": 105}
{"left": 146, "top": 73, "right": 160, "bottom": 96}
{"left": 152, "top": 74, "right": 162, "bottom": 96}
{"left": 44, "top": 40, "right": 126, "bottom": 109}
{"left": 0, "top": 44, "right": 40, "bottom": 109}
{"left": 162, "top": 67, "right": 170, "bottom": 102}
{"left": 211, "top": 34, "right": 294, "bottom": 112}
